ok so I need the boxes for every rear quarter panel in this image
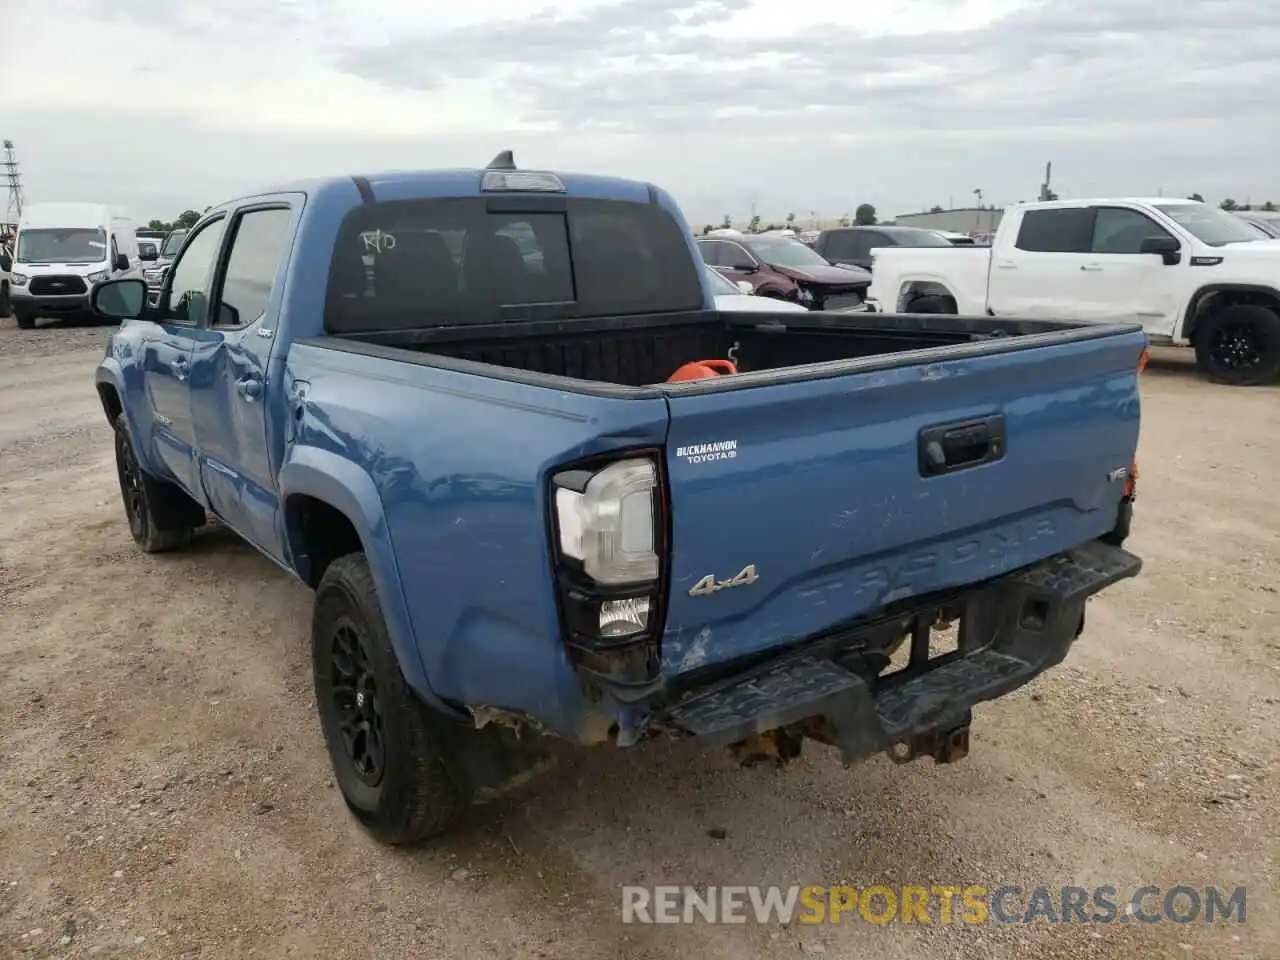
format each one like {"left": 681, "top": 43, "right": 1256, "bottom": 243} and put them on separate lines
{"left": 868, "top": 247, "right": 993, "bottom": 313}
{"left": 283, "top": 343, "right": 671, "bottom": 738}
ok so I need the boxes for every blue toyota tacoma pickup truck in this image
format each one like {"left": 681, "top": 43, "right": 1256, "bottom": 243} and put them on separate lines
{"left": 91, "top": 153, "right": 1143, "bottom": 844}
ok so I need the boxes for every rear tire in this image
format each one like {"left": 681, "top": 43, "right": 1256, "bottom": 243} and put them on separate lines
{"left": 113, "top": 413, "right": 204, "bottom": 552}
{"left": 1193, "top": 304, "right": 1280, "bottom": 386}
{"left": 313, "top": 553, "right": 467, "bottom": 845}
{"left": 906, "top": 294, "right": 956, "bottom": 314}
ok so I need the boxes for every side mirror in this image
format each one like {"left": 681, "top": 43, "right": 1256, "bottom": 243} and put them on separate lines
{"left": 139, "top": 247, "right": 158, "bottom": 262}
{"left": 729, "top": 261, "right": 758, "bottom": 273}
{"left": 1139, "top": 236, "right": 1181, "bottom": 265}
{"left": 91, "top": 278, "right": 148, "bottom": 320}
{"left": 0, "top": 253, "right": 11, "bottom": 272}
{"left": 114, "top": 253, "right": 131, "bottom": 272}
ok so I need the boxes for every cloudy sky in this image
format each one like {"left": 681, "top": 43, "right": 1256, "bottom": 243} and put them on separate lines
{"left": 8, "top": 0, "right": 1279, "bottom": 225}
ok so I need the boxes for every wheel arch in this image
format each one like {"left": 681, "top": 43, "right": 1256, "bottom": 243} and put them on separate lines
{"left": 896, "top": 279, "right": 958, "bottom": 312}
{"left": 96, "top": 365, "right": 176, "bottom": 481}
{"left": 97, "top": 381, "right": 124, "bottom": 426}
{"left": 1183, "top": 283, "right": 1280, "bottom": 343}
{"left": 279, "top": 447, "right": 453, "bottom": 715}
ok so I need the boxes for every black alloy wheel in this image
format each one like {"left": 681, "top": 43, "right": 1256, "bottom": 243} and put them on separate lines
{"left": 1195, "top": 304, "right": 1280, "bottom": 386}
{"left": 329, "top": 619, "right": 387, "bottom": 787}
{"left": 115, "top": 419, "right": 149, "bottom": 543}
{"left": 311, "top": 552, "right": 468, "bottom": 844}
{"left": 1208, "top": 319, "right": 1266, "bottom": 374}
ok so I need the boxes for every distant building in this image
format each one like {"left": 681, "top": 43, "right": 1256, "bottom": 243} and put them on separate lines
{"left": 893, "top": 207, "right": 1004, "bottom": 234}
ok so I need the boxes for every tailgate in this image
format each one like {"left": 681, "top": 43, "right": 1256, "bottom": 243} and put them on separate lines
{"left": 659, "top": 329, "right": 1143, "bottom": 676}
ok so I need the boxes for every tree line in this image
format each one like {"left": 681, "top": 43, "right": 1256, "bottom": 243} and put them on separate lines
{"left": 1197, "top": 195, "right": 1278, "bottom": 212}
{"left": 701, "top": 194, "right": 1277, "bottom": 235}
{"left": 144, "top": 208, "right": 209, "bottom": 233}
{"left": 703, "top": 204, "right": 880, "bottom": 234}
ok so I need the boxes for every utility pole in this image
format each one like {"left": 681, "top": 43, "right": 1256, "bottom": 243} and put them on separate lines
{"left": 1038, "top": 162, "right": 1053, "bottom": 202}
{"left": 3, "top": 140, "right": 23, "bottom": 241}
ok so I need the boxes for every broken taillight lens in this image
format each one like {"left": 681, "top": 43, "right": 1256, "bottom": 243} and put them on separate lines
{"left": 548, "top": 451, "right": 670, "bottom": 696}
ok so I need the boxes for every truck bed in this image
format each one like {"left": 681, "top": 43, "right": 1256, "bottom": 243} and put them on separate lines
{"left": 291, "top": 306, "right": 1143, "bottom": 693}
{"left": 319, "top": 309, "right": 1091, "bottom": 389}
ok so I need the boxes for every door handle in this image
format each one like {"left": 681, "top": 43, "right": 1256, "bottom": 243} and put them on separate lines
{"left": 995, "top": 259, "right": 1016, "bottom": 269}
{"left": 172, "top": 357, "right": 189, "bottom": 381}
{"left": 236, "top": 377, "right": 263, "bottom": 401}
{"left": 918, "top": 414, "right": 1006, "bottom": 477}
{"left": 1080, "top": 264, "right": 1104, "bottom": 272}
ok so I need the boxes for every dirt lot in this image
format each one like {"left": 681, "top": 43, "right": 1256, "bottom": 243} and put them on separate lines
{"left": 0, "top": 316, "right": 1276, "bottom": 960}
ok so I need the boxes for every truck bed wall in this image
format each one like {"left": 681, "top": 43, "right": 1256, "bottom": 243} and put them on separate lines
{"left": 345, "top": 312, "right": 979, "bottom": 387}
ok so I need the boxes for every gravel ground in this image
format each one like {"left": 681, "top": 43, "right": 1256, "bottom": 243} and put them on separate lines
{"left": 0, "top": 315, "right": 1276, "bottom": 960}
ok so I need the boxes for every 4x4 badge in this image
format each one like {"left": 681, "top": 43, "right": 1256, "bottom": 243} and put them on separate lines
{"left": 689, "top": 565, "right": 759, "bottom": 597}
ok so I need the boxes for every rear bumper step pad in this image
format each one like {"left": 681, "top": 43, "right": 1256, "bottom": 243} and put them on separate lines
{"left": 664, "top": 541, "right": 1142, "bottom": 763}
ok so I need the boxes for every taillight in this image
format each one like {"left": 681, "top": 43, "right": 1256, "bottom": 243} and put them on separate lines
{"left": 1125, "top": 459, "right": 1138, "bottom": 499}
{"left": 1137, "top": 347, "right": 1150, "bottom": 375}
{"left": 554, "top": 458, "right": 659, "bottom": 586}
{"left": 550, "top": 454, "right": 667, "bottom": 696}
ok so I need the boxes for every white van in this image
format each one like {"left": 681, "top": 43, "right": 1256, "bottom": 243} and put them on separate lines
{"left": 10, "top": 203, "right": 149, "bottom": 329}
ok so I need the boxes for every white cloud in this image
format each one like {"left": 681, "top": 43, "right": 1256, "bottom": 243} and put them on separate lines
{"left": 6, "top": 0, "right": 1279, "bottom": 223}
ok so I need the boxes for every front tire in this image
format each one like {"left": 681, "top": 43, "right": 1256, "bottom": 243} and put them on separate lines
{"left": 1194, "top": 304, "right": 1280, "bottom": 386}
{"left": 0, "top": 282, "right": 10, "bottom": 317}
{"left": 113, "top": 414, "right": 204, "bottom": 552}
{"left": 14, "top": 308, "right": 35, "bottom": 330}
{"left": 313, "top": 553, "right": 467, "bottom": 845}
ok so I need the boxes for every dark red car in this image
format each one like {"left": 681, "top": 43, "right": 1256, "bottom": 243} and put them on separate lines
{"left": 696, "top": 232, "right": 871, "bottom": 310}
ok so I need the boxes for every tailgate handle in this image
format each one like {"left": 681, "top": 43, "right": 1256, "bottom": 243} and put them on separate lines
{"left": 918, "top": 415, "right": 1005, "bottom": 477}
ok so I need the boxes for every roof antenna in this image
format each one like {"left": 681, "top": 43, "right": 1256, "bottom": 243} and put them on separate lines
{"left": 486, "top": 150, "right": 516, "bottom": 171}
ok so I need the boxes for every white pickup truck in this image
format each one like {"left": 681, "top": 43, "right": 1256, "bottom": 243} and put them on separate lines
{"left": 866, "top": 197, "right": 1280, "bottom": 385}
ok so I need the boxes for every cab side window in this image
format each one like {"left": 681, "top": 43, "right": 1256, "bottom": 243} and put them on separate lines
{"left": 214, "top": 208, "right": 293, "bottom": 328}
{"left": 165, "top": 218, "right": 226, "bottom": 326}
{"left": 1091, "top": 207, "right": 1173, "bottom": 255}
{"left": 722, "top": 243, "right": 757, "bottom": 269}
{"left": 1014, "top": 208, "right": 1094, "bottom": 253}
{"left": 860, "top": 231, "right": 890, "bottom": 259}
{"left": 823, "top": 232, "right": 858, "bottom": 261}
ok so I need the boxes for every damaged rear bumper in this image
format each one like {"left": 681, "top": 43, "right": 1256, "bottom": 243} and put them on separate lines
{"left": 660, "top": 540, "right": 1142, "bottom": 765}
